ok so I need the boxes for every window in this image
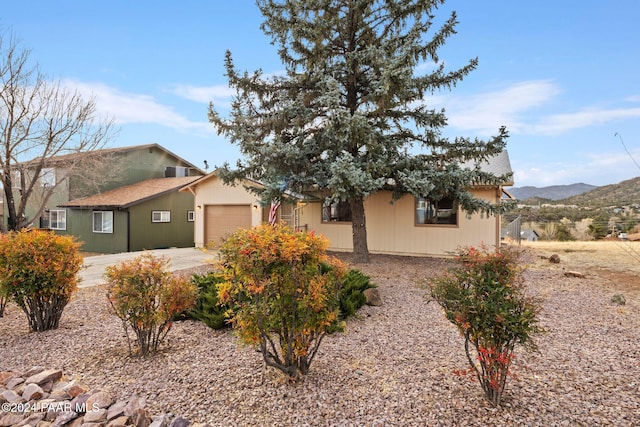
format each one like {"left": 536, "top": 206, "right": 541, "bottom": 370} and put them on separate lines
{"left": 322, "top": 199, "right": 352, "bottom": 222}
{"left": 40, "top": 209, "right": 66, "bottom": 230}
{"left": 93, "top": 211, "right": 113, "bottom": 233}
{"left": 152, "top": 211, "right": 171, "bottom": 223}
{"left": 40, "top": 168, "right": 56, "bottom": 187}
{"left": 187, "top": 210, "right": 195, "bottom": 222}
{"left": 49, "top": 209, "right": 66, "bottom": 230}
{"left": 416, "top": 196, "right": 457, "bottom": 225}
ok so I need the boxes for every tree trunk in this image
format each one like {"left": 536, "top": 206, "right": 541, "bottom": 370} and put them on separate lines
{"left": 350, "top": 196, "right": 369, "bottom": 263}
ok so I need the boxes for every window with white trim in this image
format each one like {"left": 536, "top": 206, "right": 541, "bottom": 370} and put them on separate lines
{"left": 415, "top": 196, "right": 458, "bottom": 225}
{"left": 187, "top": 210, "right": 195, "bottom": 222}
{"left": 49, "top": 209, "right": 66, "bottom": 230}
{"left": 40, "top": 209, "right": 67, "bottom": 230}
{"left": 93, "top": 211, "right": 113, "bottom": 233}
{"left": 152, "top": 210, "right": 171, "bottom": 223}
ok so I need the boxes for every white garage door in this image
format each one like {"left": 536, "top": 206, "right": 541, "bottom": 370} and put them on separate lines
{"left": 204, "top": 205, "right": 252, "bottom": 248}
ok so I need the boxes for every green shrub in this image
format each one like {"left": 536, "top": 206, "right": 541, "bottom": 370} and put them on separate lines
{"left": 0, "top": 230, "right": 82, "bottom": 331}
{"left": 183, "top": 267, "right": 374, "bottom": 334}
{"left": 217, "top": 223, "right": 346, "bottom": 379}
{"left": 430, "top": 245, "right": 543, "bottom": 407}
{"left": 176, "top": 272, "right": 230, "bottom": 330}
{"left": 105, "top": 253, "right": 199, "bottom": 356}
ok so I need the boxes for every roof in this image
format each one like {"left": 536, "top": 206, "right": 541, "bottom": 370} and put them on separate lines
{"left": 25, "top": 143, "right": 204, "bottom": 174}
{"left": 462, "top": 151, "right": 514, "bottom": 186}
{"left": 60, "top": 176, "right": 199, "bottom": 209}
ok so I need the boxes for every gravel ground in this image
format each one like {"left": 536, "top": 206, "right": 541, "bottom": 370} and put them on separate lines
{"left": 1, "top": 249, "right": 639, "bottom": 426}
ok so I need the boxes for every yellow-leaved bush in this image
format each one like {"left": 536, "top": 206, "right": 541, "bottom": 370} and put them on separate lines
{"left": 105, "top": 253, "right": 198, "bottom": 356}
{"left": 0, "top": 229, "right": 82, "bottom": 331}
{"left": 217, "top": 223, "right": 346, "bottom": 379}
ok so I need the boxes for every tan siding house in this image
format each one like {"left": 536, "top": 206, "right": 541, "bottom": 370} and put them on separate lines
{"left": 183, "top": 152, "right": 513, "bottom": 256}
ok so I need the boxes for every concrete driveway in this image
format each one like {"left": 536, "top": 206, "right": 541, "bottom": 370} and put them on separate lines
{"left": 79, "top": 247, "right": 217, "bottom": 288}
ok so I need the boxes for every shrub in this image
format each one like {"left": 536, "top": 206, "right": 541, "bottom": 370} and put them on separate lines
{"left": 0, "top": 230, "right": 82, "bottom": 331}
{"left": 0, "top": 285, "right": 7, "bottom": 317}
{"left": 176, "top": 272, "right": 230, "bottom": 330}
{"left": 105, "top": 253, "right": 198, "bottom": 356}
{"left": 430, "top": 245, "right": 543, "bottom": 407}
{"left": 182, "top": 267, "right": 374, "bottom": 333}
{"left": 217, "top": 223, "right": 346, "bottom": 379}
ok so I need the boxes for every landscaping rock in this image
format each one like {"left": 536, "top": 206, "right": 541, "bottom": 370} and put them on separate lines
{"left": 85, "top": 391, "right": 114, "bottom": 410}
{"left": 611, "top": 294, "right": 626, "bottom": 305}
{"left": 363, "top": 288, "right": 382, "bottom": 306}
{"left": 564, "top": 271, "right": 585, "bottom": 278}
{"left": 6, "top": 376, "right": 24, "bottom": 390}
{"left": 168, "top": 416, "right": 190, "bottom": 427}
{"left": 1, "top": 389, "right": 23, "bottom": 404}
{"left": 84, "top": 408, "right": 107, "bottom": 423}
{"left": 25, "top": 369, "right": 62, "bottom": 386}
{"left": 22, "top": 383, "right": 45, "bottom": 401}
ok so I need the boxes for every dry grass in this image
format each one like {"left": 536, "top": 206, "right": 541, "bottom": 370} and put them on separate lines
{"left": 520, "top": 240, "right": 640, "bottom": 297}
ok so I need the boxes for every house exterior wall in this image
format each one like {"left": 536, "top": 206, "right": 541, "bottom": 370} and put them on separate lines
{"left": 297, "top": 188, "right": 501, "bottom": 257}
{"left": 128, "top": 191, "right": 195, "bottom": 251}
{"left": 68, "top": 146, "right": 201, "bottom": 200}
{"left": 61, "top": 209, "right": 129, "bottom": 254}
{"left": 188, "top": 176, "right": 263, "bottom": 248}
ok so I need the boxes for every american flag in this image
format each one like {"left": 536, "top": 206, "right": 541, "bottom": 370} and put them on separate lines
{"left": 268, "top": 199, "right": 280, "bottom": 225}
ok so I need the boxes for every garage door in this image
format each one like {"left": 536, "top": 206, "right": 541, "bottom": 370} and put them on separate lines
{"left": 205, "top": 205, "right": 252, "bottom": 248}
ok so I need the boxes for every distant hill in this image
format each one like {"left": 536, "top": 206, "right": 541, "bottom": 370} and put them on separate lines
{"left": 561, "top": 176, "right": 640, "bottom": 208}
{"left": 509, "top": 183, "right": 597, "bottom": 201}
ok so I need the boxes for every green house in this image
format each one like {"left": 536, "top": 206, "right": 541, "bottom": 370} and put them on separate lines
{"left": 10, "top": 143, "right": 205, "bottom": 253}
{"left": 59, "top": 177, "right": 199, "bottom": 253}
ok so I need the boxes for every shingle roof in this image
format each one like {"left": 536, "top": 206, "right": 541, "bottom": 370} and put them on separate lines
{"left": 60, "top": 176, "right": 199, "bottom": 208}
{"left": 462, "top": 150, "right": 514, "bottom": 186}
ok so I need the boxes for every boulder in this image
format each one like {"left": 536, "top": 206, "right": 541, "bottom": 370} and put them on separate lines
{"left": 549, "top": 254, "right": 560, "bottom": 264}
{"left": 84, "top": 408, "right": 107, "bottom": 423}
{"left": 25, "top": 370, "right": 62, "bottom": 386}
{"left": 124, "top": 396, "right": 146, "bottom": 417}
{"left": 22, "top": 383, "right": 45, "bottom": 401}
{"left": 107, "top": 415, "right": 130, "bottom": 427}
{"left": 130, "top": 408, "right": 152, "bottom": 427}
{"left": 50, "top": 411, "right": 78, "bottom": 427}
{"left": 168, "top": 416, "right": 190, "bottom": 427}
{"left": 611, "top": 294, "right": 626, "bottom": 305}
{"left": 6, "top": 377, "right": 24, "bottom": 390}
{"left": 85, "top": 391, "right": 114, "bottom": 410}
{"left": 363, "top": 288, "right": 382, "bottom": 306}
{"left": 1, "top": 389, "right": 23, "bottom": 404}
{"left": 564, "top": 271, "right": 585, "bottom": 278}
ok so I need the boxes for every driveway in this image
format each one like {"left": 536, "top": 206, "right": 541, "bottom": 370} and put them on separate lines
{"left": 79, "top": 247, "right": 217, "bottom": 288}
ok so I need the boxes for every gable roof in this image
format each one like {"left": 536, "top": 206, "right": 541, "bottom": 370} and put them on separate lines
{"left": 463, "top": 151, "right": 514, "bottom": 186}
{"left": 26, "top": 143, "right": 204, "bottom": 174}
{"left": 60, "top": 176, "right": 199, "bottom": 209}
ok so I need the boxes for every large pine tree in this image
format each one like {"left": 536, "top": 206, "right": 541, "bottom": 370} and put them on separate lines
{"left": 210, "top": 0, "right": 510, "bottom": 263}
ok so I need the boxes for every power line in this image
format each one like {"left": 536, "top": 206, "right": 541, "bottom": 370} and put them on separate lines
{"left": 614, "top": 132, "right": 640, "bottom": 172}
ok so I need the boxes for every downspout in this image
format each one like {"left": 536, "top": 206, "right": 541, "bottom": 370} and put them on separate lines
{"left": 126, "top": 209, "right": 131, "bottom": 252}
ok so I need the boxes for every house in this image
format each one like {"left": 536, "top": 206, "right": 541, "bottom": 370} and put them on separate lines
{"left": 180, "top": 173, "right": 297, "bottom": 248}
{"left": 59, "top": 177, "right": 199, "bottom": 253}
{"left": 4, "top": 143, "right": 204, "bottom": 253}
{"left": 184, "top": 152, "right": 514, "bottom": 257}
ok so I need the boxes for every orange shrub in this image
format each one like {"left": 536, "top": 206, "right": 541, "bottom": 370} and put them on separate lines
{"left": 0, "top": 229, "right": 82, "bottom": 331}
{"left": 105, "top": 253, "right": 198, "bottom": 356}
{"left": 217, "top": 223, "right": 346, "bottom": 379}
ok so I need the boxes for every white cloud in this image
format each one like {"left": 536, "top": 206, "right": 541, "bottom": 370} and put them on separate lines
{"left": 171, "top": 84, "right": 235, "bottom": 105}
{"left": 438, "top": 80, "right": 561, "bottom": 136}
{"left": 65, "top": 80, "right": 212, "bottom": 134}
{"left": 528, "top": 107, "right": 640, "bottom": 135}
{"left": 435, "top": 80, "right": 640, "bottom": 138}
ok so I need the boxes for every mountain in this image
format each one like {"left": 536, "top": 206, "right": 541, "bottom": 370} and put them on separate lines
{"left": 561, "top": 176, "right": 640, "bottom": 208}
{"left": 509, "top": 183, "right": 597, "bottom": 201}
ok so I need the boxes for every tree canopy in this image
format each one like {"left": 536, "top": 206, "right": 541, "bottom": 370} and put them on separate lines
{"left": 0, "top": 32, "right": 115, "bottom": 231}
{"left": 209, "top": 0, "right": 511, "bottom": 262}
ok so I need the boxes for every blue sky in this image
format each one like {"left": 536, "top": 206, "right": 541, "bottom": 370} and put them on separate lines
{"left": 3, "top": 1, "right": 639, "bottom": 187}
